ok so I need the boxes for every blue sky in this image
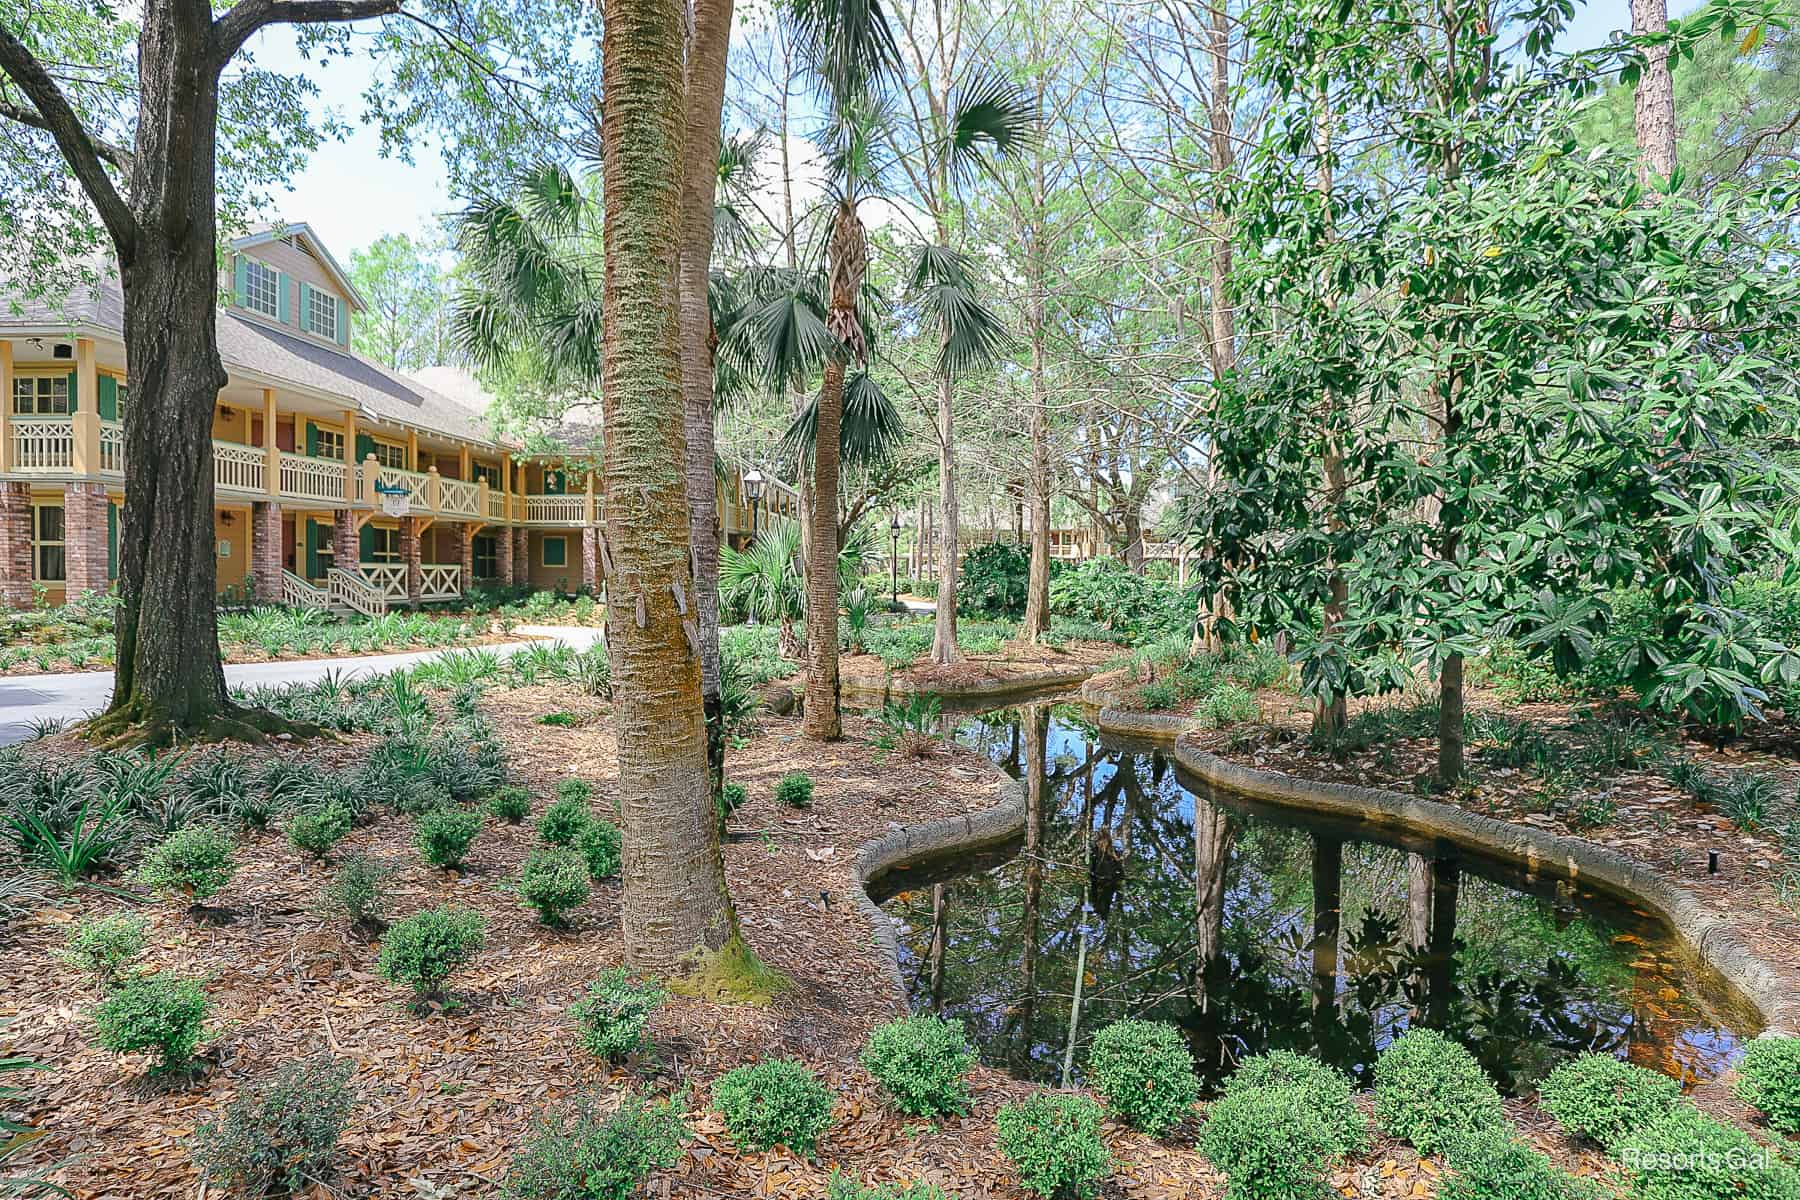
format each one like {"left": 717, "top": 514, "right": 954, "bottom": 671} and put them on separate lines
{"left": 252, "top": 0, "right": 1668, "bottom": 261}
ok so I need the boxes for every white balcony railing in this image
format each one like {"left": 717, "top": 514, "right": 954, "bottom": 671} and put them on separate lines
{"left": 99, "top": 421, "right": 124, "bottom": 475}
{"left": 9, "top": 417, "right": 74, "bottom": 472}
{"left": 279, "top": 454, "right": 349, "bottom": 503}
{"left": 376, "top": 467, "right": 429, "bottom": 508}
{"left": 212, "top": 440, "right": 266, "bottom": 493}
{"left": 487, "top": 488, "right": 507, "bottom": 519}
{"left": 525, "top": 495, "right": 589, "bottom": 524}
{"left": 437, "top": 476, "right": 480, "bottom": 517}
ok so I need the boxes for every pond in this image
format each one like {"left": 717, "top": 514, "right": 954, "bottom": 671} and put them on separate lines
{"left": 870, "top": 700, "right": 1762, "bottom": 1095}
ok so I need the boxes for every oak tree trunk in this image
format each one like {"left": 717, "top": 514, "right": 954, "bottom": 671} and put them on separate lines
{"left": 601, "top": 0, "right": 740, "bottom": 971}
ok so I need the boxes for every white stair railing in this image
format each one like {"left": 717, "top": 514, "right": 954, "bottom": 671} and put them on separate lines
{"left": 327, "top": 567, "right": 385, "bottom": 616}
{"left": 280, "top": 570, "right": 331, "bottom": 611}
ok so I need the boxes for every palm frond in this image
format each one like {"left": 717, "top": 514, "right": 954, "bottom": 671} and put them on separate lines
{"left": 739, "top": 287, "right": 837, "bottom": 389}
{"left": 908, "top": 243, "right": 1014, "bottom": 378}
{"left": 790, "top": 0, "right": 901, "bottom": 104}
{"left": 946, "top": 71, "right": 1037, "bottom": 184}
{"left": 781, "top": 371, "right": 906, "bottom": 468}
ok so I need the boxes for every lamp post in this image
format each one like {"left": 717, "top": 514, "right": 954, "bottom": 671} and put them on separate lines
{"left": 889, "top": 512, "right": 901, "bottom": 606}
{"left": 742, "top": 468, "right": 766, "bottom": 628}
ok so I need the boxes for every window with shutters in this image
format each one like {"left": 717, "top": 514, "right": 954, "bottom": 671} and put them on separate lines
{"left": 12, "top": 376, "right": 70, "bottom": 415}
{"left": 313, "top": 429, "right": 344, "bottom": 461}
{"left": 371, "top": 440, "right": 407, "bottom": 470}
{"left": 306, "top": 287, "right": 338, "bottom": 339}
{"left": 367, "top": 526, "right": 400, "bottom": 563}
{"left": 473, "top": 535, "right": 497, "bottom": 579}
{"left": 33, "top": 505, "right": 65, "bottom": 582}
{"left": 243, "top": 260, "right": 279, "bottom": 316}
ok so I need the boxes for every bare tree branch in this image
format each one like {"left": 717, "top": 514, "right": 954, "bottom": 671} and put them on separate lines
{"left": 213, "top": 0, "right": 403, "bottom": 61}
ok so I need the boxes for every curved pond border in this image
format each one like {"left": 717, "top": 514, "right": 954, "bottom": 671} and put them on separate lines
{"left": 843, "top": 662, "right": 1098, "bottom": 707}
{"left": 1169, "top": 737, "right": 1800, "bottom": 1038}
{"left": 852, "top": 771, "right": 1027, "bottom": 1003}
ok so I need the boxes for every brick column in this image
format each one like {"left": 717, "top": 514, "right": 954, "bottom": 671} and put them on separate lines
{"left": 332, "top": 509, "right": 357, "bottom": 577}
{"left": 401, "top": 516, "right": 421, "bottom": 608}
{"left": 459, "top": 523, "right": 475, "bottom": 595}
{"left": 63, "top": 483, "right": 110, "bottom": 599}
{"left": 496, "top": 524, "right": 513, "bottom": 586}
{"left": 581, "top": 527, "right": 598, "bottom": 592}
{"left": 0, "top": 483, "right": 32, "bottom": 609}
{"left": 513, "top": 528, "right": 529, "bottom": 587}
{"left": 251, "top": 500, "right": 283, "bottom": 603}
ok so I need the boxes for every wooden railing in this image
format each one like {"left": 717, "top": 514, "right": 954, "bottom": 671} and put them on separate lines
{"left": 328, "top": 567, "right": 385, "bottom": 617}
{"left": 280, "top": 454, "right": 349, "bottom": 503}
{"left": 437, "top": 476, "right": 480, "bottom": 517}
{"left": 376, "top": 467, "right": 430, "bottom": 508}
{"left": 487, "top": 488, "right": 508, "bottom": 519}
{"left": 280, "top": 569, "right": 330, "bottom": 610}
{"left": 99, "top": 421, "right": 124, "bottom": 475}
{"left": 212, "top": 440, "right": 266, "bottom": 493}
{"left": 361, "top": 562, "right": 408, "bottom": 603}
{"left": 525, "top": 495, "right": 589, "bottom": 524}
{"left": 420, "top": 563, "right": 461, "bottom": 600}
{"left": 9, "top": 417, "right": 74, "bottom": 472}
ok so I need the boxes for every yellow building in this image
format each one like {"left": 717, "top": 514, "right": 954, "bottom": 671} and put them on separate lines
{"left": 0, "top": 222, "right": 797, "bottom": 612}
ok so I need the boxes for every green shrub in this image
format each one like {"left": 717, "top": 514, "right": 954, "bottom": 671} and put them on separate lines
{"left": 322, "top": 854, "right": 392, "bottom": 932}
{"left": 193, "top": 1055, "right": 355, "bottom": 1194}
{"left": 1201, "top": 682, "right": 1259, "bottom": 727}
{"left": 859, "top": 1014, "right": 975, "bottom": 1118}
{"left": 1735, "top": 1036, "right": 1800, "bottom": 1133}
{"left": 414, "top": 807, "right": 483, "bottom": 869}
{"left": 712, "top": 1058, "right": 834, "bottom": 1156}
{"left": 504, "top": 1090, "right": 687, "bottom": 1200}
{"left": 717, "top": 781, "right": 748, "bottom": 833}
{"left": 1537, "top": 1054, "right": 1681, "bottom": 1150}
{"left": 1137, "top": 679, "right": 1180, "bottom": 711}
{"left": 1086, "top": 1019, "right": 1199, "bottom": 1136}
{"left": 377, "top": 906, "right": 486, "bottom": 1004}
{"left": 1221, "top": 1050, "right": 1367, "bottom": 1154}
{"left": 488, "top": 785, "right": 532, "bottom": 824}
{"left": 91, "top": 971, "right": 209, "bottom": 1073}
{"left": 1616, "top": 1103, "right": 1797, "bottom": 1200}
{"left": 1200, "top": 1084, "right": 1340, "bottom": 1200}
{"left": 556, "top": 778, "right": 593, "bottom": 805}
{"left": 538, "top": 796, "right": 592, "bottom": 846}
{"left": 517, "top": 847, "right": 592, "bottom": 925}
{"left": 60, "top": 912, "right": 148, "bottom": 986}
{"left": 1373, "top": 1028, "right": 1504, "bottom": 1156}
{"left": 995, "top": 1093, "right": 1110, "bottom": 1199}
{"left": 774, "top": 772, "right": 814, "bottom": 809}
{"left": 569, "top": 968, "right": 665, "bottom": 1061}
{"left": 1438, "top": 1125, "right": 1593, "bottom": 1200}
{"left": 139, "top": 825, "right": 236, "bottom": 901}
{"left": 287, "top": 803, "right": 353, "bottom": 860}
{"left": 961, "top": 542, "right": 1030, "bottom": 618}
{"left": 575, "top": 820, "right": 622, "bottom": 880}
{"left": 826, "top": 1174, "right": 948, "bottom": 1200}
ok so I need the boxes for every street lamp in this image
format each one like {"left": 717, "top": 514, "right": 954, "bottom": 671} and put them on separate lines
{"left": 743, "top": 468, "right": 766, "bottom": 545}
{"left": 889, "top": 512, "right": 901, "bottom": 606}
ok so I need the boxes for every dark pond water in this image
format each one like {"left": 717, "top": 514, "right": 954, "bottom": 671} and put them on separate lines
{"left": 871, "top": 700, "right": 1762, "bottom": 1094}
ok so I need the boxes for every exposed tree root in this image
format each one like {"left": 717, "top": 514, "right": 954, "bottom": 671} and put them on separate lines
{"left": 82, "top": 698, "right": 326, "bottom": 752}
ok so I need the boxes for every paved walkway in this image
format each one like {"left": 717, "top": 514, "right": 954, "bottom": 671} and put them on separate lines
{"left": 0, "top": 625, "right": 603, "bottom": 747}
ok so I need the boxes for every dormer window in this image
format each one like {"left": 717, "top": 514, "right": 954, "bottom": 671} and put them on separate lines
{"left": 306, "top": 286, "right": 339, "bottom": 340}
{"left": 243, "top": 260, "right": 279, "bottom": 317}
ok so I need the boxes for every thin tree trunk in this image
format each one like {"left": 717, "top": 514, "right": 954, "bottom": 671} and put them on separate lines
{"left": 931, "top": 371, "right": 960, "bottom": 662}
{"left": 1631, "top": 0, "right": 1676, "bottom": 181}
{"left": 1022, "top": 73, "right": 1052, "bottom": 641}
{"left": 1314, "top": 89, "right": 1349, "bottom": 738}
{"left": 804, "top": 357, "right": 845, "bottom": 739}
{"left": 679, "top": 0, "right": 734, "bottom": 792}
{"left": 601, "top": 0, "right": 740, "bottom": 970}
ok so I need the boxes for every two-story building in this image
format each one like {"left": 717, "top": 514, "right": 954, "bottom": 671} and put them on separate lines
{"left": 0, "top": 221, "right": 798, "bottom": 613}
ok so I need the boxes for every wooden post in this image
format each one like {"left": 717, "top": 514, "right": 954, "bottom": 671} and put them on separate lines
{"left": 501, "top": 452, "right": 514, "bottom": 522}
{"left": 362, "top": 452, "right": 380, "bottom": 505}
{"left": 459, "top": 445, "right": 471, "bottom": 481}
{"left": 262, "top": 387, "right": 279, "bottom": 496}
{"left": 0, "top": 341, "right": 12, "bottom": 473}
{"left": 406, "top": 428, "right": 418, "bottom": 472}
{"left": 584, "top": 469, "right": 596, "bottom": 525}
{"left": 71, "top": 337, "right": 100, "bottom": 476}
{"left": 426, "top": 464, "right": 441, "bottom": 512}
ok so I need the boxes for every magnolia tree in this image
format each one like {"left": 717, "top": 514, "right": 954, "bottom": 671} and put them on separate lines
{"left": 1187, "top": 0, "right": 1800, "bottom": 784}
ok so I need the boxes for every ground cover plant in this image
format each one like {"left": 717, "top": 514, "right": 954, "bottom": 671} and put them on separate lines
{"left": 192, "top": 1055, "right": 356, "bottom": 1194}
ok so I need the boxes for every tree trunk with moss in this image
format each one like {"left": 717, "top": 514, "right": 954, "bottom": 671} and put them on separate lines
{"left": 601, "top": 0, "right": 740, "bottom": 971}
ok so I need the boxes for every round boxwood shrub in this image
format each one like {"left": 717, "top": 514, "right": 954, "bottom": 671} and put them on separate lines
{"left": 1221, "top": 1050, "right": 1368, "bottom": 1155}
{"left": 537, "top": 795, "right": 591, "bottom": 846}
{"left": 288, "top": 803, "right": 353, "bottom": 860}
{"left": 1437, "top": 1125, "right": 1593, "bottom": 1200}
{"left": 517, "top": 847, "right": 593, "bottom": 925}
{"left": 139, "top": 825, "right": 236, "bottom": 901}
{"left": 569, "top": 968, "right": 665, "bottom": 1061}
{"left": 994, "top": 1093, "right": 1110, "bottom": 1199}
{"left": 1373, "top": 1028, "right": 1504, "bottom": 1156}
{"left": 575, "top": 819, "right": 622, "bottom": 881}
{"left": 377, "top": 906, "right": 486, "bottom": 1006}
{"left": 1086, "top": 1019, "right": 1199, "bottom": 1137}
{"left": 193, "top": 1055, "right": 355, "bottom": 1195}
{"left": 1200, "top": 1084, "right": 1340, "bottom": 1200}
{"left": 1735, "top": 1036, "right": 1800, "bottom": 1133}
{"left": 712, "top": 1058, "right": 834, "bottom": 1156}
{"left": 1537, "top": 1054, "right": 1681, "bottom": 1150}
{"left": 774, "top": 772, "right": 814, "bottom": 809}
{"left": 859, "top": 1014, "right": 975, "bottom": 1118}
{"left": 414, "top": 807, "right": 483, "bottom": 869}
{"left": 1616, "top": 1103, "right": 1797, "bottom": 1200}
{"left": 91, "top": 971, "right": 209, "bottom": 1074}
{"left": 60, "top": 913, "right": 148, "bottom": 986}
{"left": 504, "top": 1089, "right": 687, "bottom": 1200}
{"left": 487, "top": 785, "right": 532, "bottom": 824}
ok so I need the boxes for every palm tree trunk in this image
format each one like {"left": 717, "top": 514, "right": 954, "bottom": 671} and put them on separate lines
{"left": 804, "top": 357, "right": 845, "bottom": 739}
{"left": 679, "top": 0, "right": 735, "bottom": 792}
{"left": 930, "top": 369, "right": 960, "bottom": 663}
{"left": 601, "top": 0, "right": 740, "bottom": 970}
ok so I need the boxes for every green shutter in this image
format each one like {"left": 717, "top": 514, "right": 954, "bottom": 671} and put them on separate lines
{"left": 107, "top": 502, "right": 118, "bottom": 580}
{"left": 355, "top": 433, "right": 374, "bottom": 462}
{"left": 97, "top": 376, "right": 117, "bottom": 420}
{"left": 305, "top": 423, "right": 319, "bottom": 456}
{"left": 299, "top": 281, "right": 313, "bottom": 332}
{"left": 544, "top": 536, "right": 566, "bottom": 567}
{"left": 305, "top": 521, "right": 323, "bottom": 579}
{"left": 336, "top": 296, "right": 348, "bottom": 347}
{"left": 66, "top": 371, "right": 78, "bottom": 412}
{"left": 234, "top": 256, "right": 248, "bottom": 308}
{"left": 359, "top": 524, "right": 376, "bottom": 562}
{"left": 277, "top": 272, "right": 291, "bottom": 324}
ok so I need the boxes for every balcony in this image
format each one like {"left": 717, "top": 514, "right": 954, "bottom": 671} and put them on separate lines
{"left": 523, "top": 494, "right": 592, "bottom": 525}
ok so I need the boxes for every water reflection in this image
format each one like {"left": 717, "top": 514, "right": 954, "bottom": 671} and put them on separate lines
{"left": 877, "top": 702, "right": 1759, "bottom": 1093}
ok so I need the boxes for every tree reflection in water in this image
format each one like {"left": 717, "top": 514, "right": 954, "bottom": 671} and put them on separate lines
{"left": 882, "top": 702, "right": 1759, "bottom": 1094}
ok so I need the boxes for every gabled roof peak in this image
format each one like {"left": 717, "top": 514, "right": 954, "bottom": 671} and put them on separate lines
{"left": 229, "top": 222, "right": 367, "bottom": 312}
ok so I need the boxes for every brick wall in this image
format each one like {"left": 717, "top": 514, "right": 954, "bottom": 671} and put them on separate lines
{"left": 63, "top": 483, "right": 109, "bottom": 599}
{"left": 0, "top": 483, "right": 31, "bottom": 609}
{"left": 513, "top": 528, "right": 528, "bottom": 587}
{"left": 496, "top": 522, "right": 513, "bottom": 585}
{"left": 252, "top": 501, "right": 283, "bottom": 602}
{"left": 581, "top": 527, "right": 598, "bottom": 592}
{"left": 332, "top": 509, "right": 357, "bottom": 574}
